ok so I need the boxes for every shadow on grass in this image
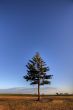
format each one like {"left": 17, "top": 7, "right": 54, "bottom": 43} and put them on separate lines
{"left": 64, "top": 98, "right": 73, "bottom": 102}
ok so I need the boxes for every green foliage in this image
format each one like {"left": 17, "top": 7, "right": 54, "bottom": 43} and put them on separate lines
{"left": 24, "top": 52, "right": 53, "bottom": 85}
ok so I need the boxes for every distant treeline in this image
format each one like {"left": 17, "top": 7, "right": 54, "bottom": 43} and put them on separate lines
{"left": 56, "top": 92, "right": 73, "bottom": 96}
{"left": 0, "top": 93, "right": 73, "bottom": 96}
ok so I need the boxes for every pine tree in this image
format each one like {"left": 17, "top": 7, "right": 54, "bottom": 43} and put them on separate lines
{"left": 23, "top": 52, "right": 53, "bottom": 101}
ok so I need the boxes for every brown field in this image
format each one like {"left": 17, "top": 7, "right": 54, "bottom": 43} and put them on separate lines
{"left": 0, "top": 95, "right": 73, "bottom": 110}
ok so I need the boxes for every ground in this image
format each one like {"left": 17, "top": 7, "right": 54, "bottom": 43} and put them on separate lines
{"left": 0, "top": 95, "right": 73, "bottom": 110}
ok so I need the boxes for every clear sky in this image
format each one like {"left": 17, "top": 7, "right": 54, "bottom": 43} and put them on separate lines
{"left": 0, "top": 0, "right": 73, "bottom": 93}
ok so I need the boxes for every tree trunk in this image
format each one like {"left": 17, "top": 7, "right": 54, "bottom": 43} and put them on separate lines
{"left": 38, "top": 79, "right": 40, "bottom": 101}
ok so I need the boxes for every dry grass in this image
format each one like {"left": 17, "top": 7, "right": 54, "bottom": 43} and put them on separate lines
{"left": 0, "top": 95, "right": 73, "bottom": 110}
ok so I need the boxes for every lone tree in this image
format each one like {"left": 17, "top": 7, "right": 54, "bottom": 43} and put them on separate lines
{"left": 23, "top": 52, "right": 53, "bottom": 101}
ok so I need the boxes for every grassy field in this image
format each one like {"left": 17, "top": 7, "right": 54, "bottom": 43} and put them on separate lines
{"left": 0, "top": 95, "right": 73, "bottom": 110}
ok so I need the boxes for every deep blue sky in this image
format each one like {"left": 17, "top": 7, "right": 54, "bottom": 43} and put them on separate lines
{"left": 0, "top": 0, "right": 73, "bottom": 93}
